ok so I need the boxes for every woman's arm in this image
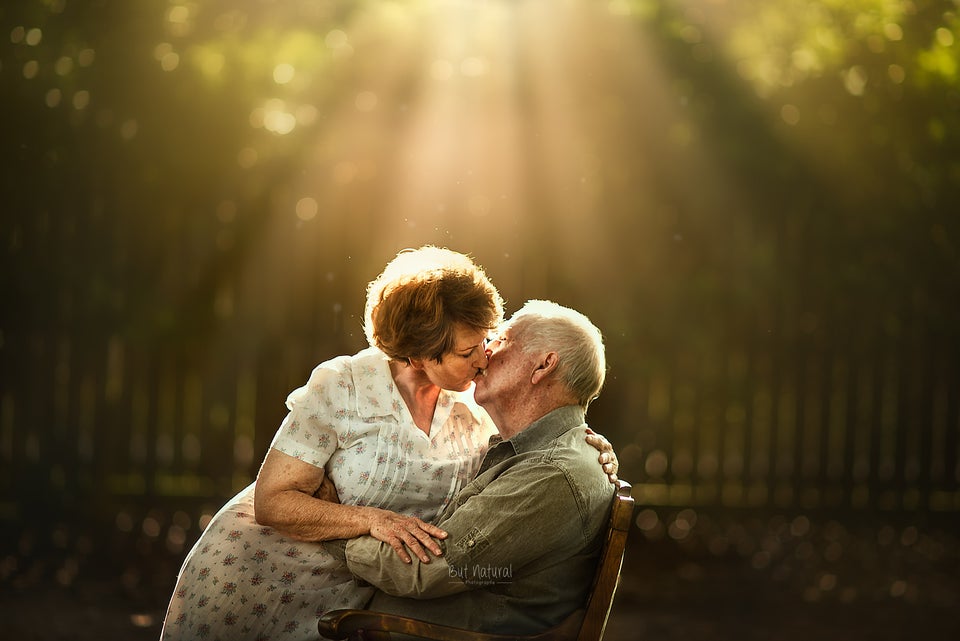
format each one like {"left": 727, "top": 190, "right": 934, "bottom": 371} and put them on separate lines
{"left": 254, "top": 448, "right": 447, "bottom": 563}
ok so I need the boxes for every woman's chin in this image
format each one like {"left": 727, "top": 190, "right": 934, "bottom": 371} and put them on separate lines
{"left": 452, "top": 380, "right": 475, "bottom": 393}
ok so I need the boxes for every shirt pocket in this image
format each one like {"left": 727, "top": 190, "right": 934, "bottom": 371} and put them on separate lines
{"left": 452, "top": 525, "right": 491, "bottom": 561}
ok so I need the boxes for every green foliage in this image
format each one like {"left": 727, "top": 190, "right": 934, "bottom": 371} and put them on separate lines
{"left": 2, "top": 0, "right": 958, "bottom": 387}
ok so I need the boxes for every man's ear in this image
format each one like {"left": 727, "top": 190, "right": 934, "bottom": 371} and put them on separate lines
{"left": 531, "top": 352, "right": 560, "bottom": 385}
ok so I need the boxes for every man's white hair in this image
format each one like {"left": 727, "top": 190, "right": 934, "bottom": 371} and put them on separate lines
{"left": 506, "top": 300, "right": 606, "bottom": 410}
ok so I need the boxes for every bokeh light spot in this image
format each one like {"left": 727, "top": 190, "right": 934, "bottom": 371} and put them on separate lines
{"left": 781, "top": 103, "right": 800, "bottom": 125}
{"left": 263, "top": 99, "right": 296, "bottom": 134}
{"left": 843, "top": 66, "right": 867, "bottom": 96}
{"left": 115, "top": 511, "right": 134, "bottom": 533}
{"left": 153, "top": 42, "right": 172, "bottom": 60}
{"left": 884, "top": 23, "right": 903, "bottom": 42}
{"left": 273, "top": 63, "right": 295, "bottom": 85}
{"left": 142, "top": 516, "right": 161, "bottom": 538}
{"left": 168, "top": 5, "right": 190, "bottom": 24}
{"left": 72, "top": 90, "right": 90, "bottom": 110}
{"left": 160, "top": 52, "right": 180, "bottom": 72}
{"left": 55, "top": 56, "right": 74, "bottom": 76}
{"left": 888, "top": 64, "right": 905, "bottom": 84}
{"left": 325, "top": 29, "right": 348, "bottom": 48}
{"left": 645, "top": 450, "right": 669, "bottom": 479}
{"left": 131, "top": 613, "right": 156, "bottom": 628}
{"left": 167, "top": 5, "right": 192, "bottom": 36}
{"left": 295, "top": 197, "right": 318, "bottom": 221}
{"left": 936, "top": 28, "right": 954, "bottom": 48}
{"left": 77, "top": 48, "right": 95, "bottom": 67}
{"left": 22, "top": 60, "right": 39, "bottom": 79}
{"left": 790, "top": 515, "right": 811, "bottom": 537}
{"left": 25, "top": 28, "right": 42, "bottom": 46}
{"left": 45, "top": 88, "right": 62, "bottom": 108}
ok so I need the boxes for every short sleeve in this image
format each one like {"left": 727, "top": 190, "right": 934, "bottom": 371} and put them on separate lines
{"left": 267, "top": 360, "right": 349, "bottom": 468}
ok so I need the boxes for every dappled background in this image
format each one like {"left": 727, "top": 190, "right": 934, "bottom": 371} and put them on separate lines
{"left": 2, "top": 0, "right": 959, "bottom": 639}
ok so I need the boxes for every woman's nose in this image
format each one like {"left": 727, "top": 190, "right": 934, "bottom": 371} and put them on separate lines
{"left": 474, "top": 350, "right": 490, "bottom": 369}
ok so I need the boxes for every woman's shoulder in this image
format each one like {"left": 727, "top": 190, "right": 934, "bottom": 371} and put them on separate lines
{"left": 287, "top": 347, "right": 386, "bottom": 409}
{"left": 312, "top": 346, "right": 386, "bottom": 380}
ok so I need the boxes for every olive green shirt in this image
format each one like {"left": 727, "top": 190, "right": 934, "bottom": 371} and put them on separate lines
{"left": 334, "top": 405, "right": 615, "bottom": 635}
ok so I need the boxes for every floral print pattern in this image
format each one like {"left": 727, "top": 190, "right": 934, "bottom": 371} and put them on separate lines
{"left": 161, "top": 348, "right": 495, "bottom": 641}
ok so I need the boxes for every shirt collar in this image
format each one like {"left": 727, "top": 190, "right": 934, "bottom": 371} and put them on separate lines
{"left": 505, "top": 405, "right": 587, "bottom": 453}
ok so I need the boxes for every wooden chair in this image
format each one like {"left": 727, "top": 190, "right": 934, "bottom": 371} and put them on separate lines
{"left": 318, "top": 479, "right": 634, "bottom": 641}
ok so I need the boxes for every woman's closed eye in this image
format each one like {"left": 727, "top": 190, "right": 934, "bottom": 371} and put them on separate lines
{"left": 458, "top": 342, "right": 485, "bottom": 359}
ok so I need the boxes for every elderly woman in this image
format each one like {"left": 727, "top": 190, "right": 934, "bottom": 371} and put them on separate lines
{"left": 160, "top": 246, "right": 617, "bottom": 641}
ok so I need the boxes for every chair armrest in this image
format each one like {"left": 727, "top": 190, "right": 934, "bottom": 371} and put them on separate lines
{"left": 318, "top": 608, "right": 583, "bottom": 641}
{"left": 319, "top": 609, "right": 506, "bottom": 641}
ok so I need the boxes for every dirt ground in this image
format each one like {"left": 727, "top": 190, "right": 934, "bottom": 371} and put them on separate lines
{"left": 2, "top": 508, "right": 959, "bottom": 641}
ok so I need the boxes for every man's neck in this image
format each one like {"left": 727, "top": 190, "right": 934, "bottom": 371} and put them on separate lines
{"left": 488, "top": 387, "right": 578, "bottom": 441}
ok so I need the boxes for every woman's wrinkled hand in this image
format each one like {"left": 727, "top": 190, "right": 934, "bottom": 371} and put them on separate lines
{"left": 368, "top": 509, "right": 448, "bottom": 564}
{"left": 585, "top": 428, "right": 619, "bottom": 483}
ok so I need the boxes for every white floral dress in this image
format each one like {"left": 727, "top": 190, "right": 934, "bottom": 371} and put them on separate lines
{"left": 160, "top": 347, "right": 495, "bottom": 641}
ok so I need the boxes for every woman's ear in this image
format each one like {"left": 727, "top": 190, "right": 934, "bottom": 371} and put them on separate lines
{"left": 531, "top": 352, "right": 560, "bottom": 385}
{"left": 408, "top": 357, "right": 425, "bottom": 370}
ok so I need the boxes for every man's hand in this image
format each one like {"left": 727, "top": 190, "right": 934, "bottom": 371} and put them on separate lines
{"left": 367, "top": 508, "right": 448, "bottom": 565}
{"left": 585, "top": 428, "right": 619, "bottom": 483}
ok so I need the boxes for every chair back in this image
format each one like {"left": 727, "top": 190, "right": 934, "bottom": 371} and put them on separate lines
{"left": 575, "top": 479, "right": 634, "bottom": 641}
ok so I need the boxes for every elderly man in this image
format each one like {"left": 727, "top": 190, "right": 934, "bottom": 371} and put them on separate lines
{"left": 325, "top": 299, "right": 616, "bottom": 635}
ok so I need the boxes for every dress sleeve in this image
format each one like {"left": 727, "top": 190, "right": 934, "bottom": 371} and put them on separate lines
{"left": 267, "top": 362, "right": 347, "bottom": 468}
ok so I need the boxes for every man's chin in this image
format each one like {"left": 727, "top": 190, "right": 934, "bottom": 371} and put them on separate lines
{"left": 472, "top": 379, "right": 487, "bottom": 400}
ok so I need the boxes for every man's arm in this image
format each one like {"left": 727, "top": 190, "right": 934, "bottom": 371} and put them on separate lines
{"left": 341, "top": 461, "right": 589, "bottom": 599}
{"left": 340, "top": 535, "right": 466, "bottom": 598}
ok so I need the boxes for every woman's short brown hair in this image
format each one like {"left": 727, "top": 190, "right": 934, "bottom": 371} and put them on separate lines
{"left": 364, "top": 246, "right": 504, "bottom": 362}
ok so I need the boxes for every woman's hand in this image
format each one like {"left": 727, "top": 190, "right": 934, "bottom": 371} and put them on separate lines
{"left": 585, "top": 428, "right": 619, "bottom": 483}
{"left": 367, "top": 508, "right": 448, "bottom": 564}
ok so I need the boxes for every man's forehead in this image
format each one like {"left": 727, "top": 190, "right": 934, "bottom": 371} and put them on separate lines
{"left": 497, "top": 322, "right": 522, "bottom": 340}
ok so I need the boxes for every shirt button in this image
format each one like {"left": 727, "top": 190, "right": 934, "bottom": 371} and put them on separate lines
{"left": 466, "top": 539, "right": 475, "bottom": 548}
